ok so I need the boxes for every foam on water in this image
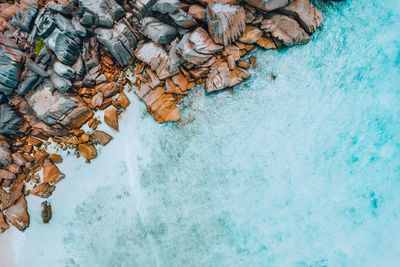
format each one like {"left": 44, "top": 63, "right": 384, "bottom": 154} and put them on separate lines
{"left": 2, "top": 0, "right": 400, "bottom": 266}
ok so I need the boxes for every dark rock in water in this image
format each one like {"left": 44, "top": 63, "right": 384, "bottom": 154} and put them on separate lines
{"left": 15, "top": 71, "right": 41, "bottom": 96}
{"left": 45, "top": 28, "right": 80, "bottom": 66}
{"left": 206, "top": 3, "right": 246, "bottom": 46}
{"left": 11, "top": 3, "right": 38, "bottom": 32}
{"left": 35, "top": 10, "right": 57, "bottom": 38}
{"left": 95, "top": 22, "right": 137, "bottom": 66}
{"left": 245, "top": 0, "right": 292, "bottom": 11}
{"left": 169, "top": 9, "right": 197, "bottom": 28}
{"left": 142, "top": 17, "right": 177, "bottom": 44}
{"left": 50, "top": 72, "right": 72, "bottom": 92}
{"left": 78, "top": 0, "right": 125, "bottom": 27}
{"left": 47, "top": 3, "right": 73, "bottom": 15}
{"left": 41, "top": 201, "right": 52, "bottom": 224}
{"left": 0, "top": 103, "right": 24, "bottom": 134}
{"left": 0, "top": 35, "right": 24, "bottom": 94}
{"left": 26, "top": 81, "right": 77, "bottom": 125}
{"left": 152, "top": 0, "right": 180, "bottom": 14}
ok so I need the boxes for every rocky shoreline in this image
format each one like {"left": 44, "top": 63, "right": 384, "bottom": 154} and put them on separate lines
{"left": 0, "top": 0, "right": 337, "bottom": 233}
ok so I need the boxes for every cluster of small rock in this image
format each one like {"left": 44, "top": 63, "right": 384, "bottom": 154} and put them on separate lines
{"left": 0, "top": 0, "right": 326, "bottom": 233}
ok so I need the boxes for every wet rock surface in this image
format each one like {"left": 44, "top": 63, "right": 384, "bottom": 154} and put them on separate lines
{"left": 0, "top": 0, "right": 324, "bottom": 233}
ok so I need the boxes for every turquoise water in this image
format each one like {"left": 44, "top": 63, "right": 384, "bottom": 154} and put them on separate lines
{"left": 4, "top": 0, "right": 400, "bottom": 266}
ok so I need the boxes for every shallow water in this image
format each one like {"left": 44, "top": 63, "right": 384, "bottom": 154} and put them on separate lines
{"left": 2, "top": 0, "right": 400, "bottom": 266}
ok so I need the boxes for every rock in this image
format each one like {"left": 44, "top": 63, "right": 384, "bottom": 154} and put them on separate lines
{"left": 0, "top": 169, "right": 16, "bottom": 180}
{"left": 239, "top": 26, "right": 263, "bottom": 44}
{"left": 53, "top": 61, "right": 75, "bottom": 79}
{"left": 206, "top": 3, "right": 246, "bottom": 45}
{"left": 72, "top": 56, "right": 86, "bottom": 81}
{"left": 177, "top": 27, "right": 223, "bottom": 65}
{"left": 15, "top": 71, "right": 41, "bottom": 96}
{"left": 257, "top": 36, "right": 277, "bottom": 49}
{"left": 11, "top": 3, "right": 38, "bottom": 32}
{"left": 41, "top": 201, "right": 52, "bottom": 223}
{"left": 137, "top": 83, "right": 180, "bottom": 123}
{"left": 28, "top": 61, "right": 49, "bottom": 78}
{"left": 188, "top": 5, "right": 206, "bottom": 20}
{"left": 277, "top": 0, "right": 323, "bottom": 34}
{"left": 117, "top": 92, "right": 130, "bottom": 109}
{"left": 47, "top": 3, "right": 73, "bottom": 15}
{"left": 0, "top": 212, "right": 9, "bottom": 233}
{"left": 245, "top": 0, "right": 292, "bottom": 11}
{"left": 35, "top": 10, "right": 57, "bottom": 38}
{"left": 142, "top": 17, "right": 177, "bottom": 44}
{"left": 135, "top": 41, "right": 168, "bottom": 67}
{"left": 50, "top": 72, "right": 72, "bottom": 92}
{"left": 91, "top": 92, "right": 104, "bottom": 108}
{"left": 79, "top": 0, "right": 125, "bottom": 27}
{"left": 52, "top": 13, "right": 77, "bottom": 39}
{"left": 78, "top": 143, "right": 97, "bottom": 160}
{"left": 45, "top": 29, "right": 80, "bottom": 66}
{"left": 3, "top": 196, "right": 29, "bottom": 231}
{"left": 92, "top": 131, "right": 113, "bottom": 146}
{"left": 95, "top": 82, "right": 119, "bottom": 98}
{"left": 49, "top": 154, "right": 63, "bottom": 163}
{"left": 7, "top": 163, "right": 21, "bottom": 174}
{"left": 11, "top": 153, "right": 28, "bottom": 167}
{"left": 205, "top": 60, "right": 251, "bottom": 93}
{"left": 169, "top": 9, "right": 197, "bottom": 28}
{"left": 0, "top": 142, "right": 12, "bottom": 166}
{"left": 72, "top": 16, "right": 87, "bottom": 37}
{"left": 95, "top": 22, "right": 137, "bottom": 66}
{"left": 43, "top": 159, "right": 65, "bottom": 184}
{"left": 152, "top": 0, "right": 180, "bottom": 14}
{"left": 0, "top": 103, "right": 24, "bottom": 135}
{"left": 0, "top": 34, "right": 24, "bottom": 94}
{"left": 104, "top": 107, "right": 119, "bottom": 131}
{"left": 26, "top": 82, "right": 77, "bottom": 125}
{"left": 261, "top": 14, "right": 310, "bottom": 46}
{"left": 31, "top": 183, "right": 55, "bottom": 198}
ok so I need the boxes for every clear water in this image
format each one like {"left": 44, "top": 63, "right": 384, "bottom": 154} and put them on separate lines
{"left": 2, "top": 0, "right": 400, "bottom": 266}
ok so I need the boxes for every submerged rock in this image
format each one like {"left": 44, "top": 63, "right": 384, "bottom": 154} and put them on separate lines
{"left": 3, "top": 196, "right": 29, "bottom": 231}
{"left": 206, "top": 3, "right": 246, "bottom": 46}
{"left": 41, "top": 201, "right": 52, "bottom": 223}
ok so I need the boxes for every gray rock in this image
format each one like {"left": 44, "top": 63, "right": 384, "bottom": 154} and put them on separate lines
{"left": 52, "top": 13, "right": 77, "bottom": 39}
{"left": 72, "top": 16, "right": 87, "bottom": 37}
{"left": 245, "top": 0, "right": 292, "bottom": 11}
{"left": 35, "top": 10, "right": 57, "bottom": 38}
{"left": 95, "top": 22, "right": 137, "bottom": 66}
{"left": 47, "top": 3, "right": 73, "bottom": 15}
{"left": 15, "top": 71, "right": 41, "bottom": 96}
{"left": 53, "top": 61, "right": 75, "bottom": 79}
{"left": 28, "top": 61, "right": 49, "bottom": 78}
{"left": 45, "top": 28, "right": 80, "bottom": 66}
{"left": 0, "top": 103, "right": 24, "bottom": 134}
{"left": 11, "top": 3, "right": 38, "bottom": 32}
{"left": 152, "top": 0, "right": 180, "bottom": 14}
{"left": 0, "top": 141, "right": 12, "bottom": 166}
{"left": 71, "top": 56, "right": 85, "bottom": 81}
{"left": 50, "top": 72, "right": 72, "bottom": 92}
{"left": 0, "top": 35, "right": 24, "bottom": 94}
{"left": 26, "top": 81, "right": 77, "bottom": 125}
{"left": 142, "top": 17, "right": 177, "bottom": 44}
{"left": 37, "top": 46, "right": 51, "bottom": 64}
{"left": 169, "top": 9, "right": 197, "bottom": 28}
{"left": 0, "top": 93, "right": 5, "bottom": 104}
{"left": 78, "top": 0, "right": 125, "bottom": 27}
{"left": 130, "top": 0, "right": 155, "bottom": 19}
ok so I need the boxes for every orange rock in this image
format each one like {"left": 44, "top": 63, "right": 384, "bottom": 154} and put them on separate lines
{"left": 43, "top": 159, "right": 65, "bottom": 184}
{"left": 78, "top": 144, "right": 97, "bottom": 161}
{"left": 91, "top": 92, "right": 104, "bottom": 108}
{"left": 118, "top": 92, "right": 130, "bottom": 109}
{"left": 3, "top": 196, "right": 29, "bottom": 231}
{"left": 172, "top": 73, "right": 189, "bottom": 91}
{"left": 0, "top": 212, "right": 9, "bottom": 233}
{"left": 96, "top": 82, "right": 119, "bottom": 98}
{"left": 80, "top": 134, "right": 90, "bottom": 143}
{"left": 26, "top": 137, "right": 42, "bottom": 147}
{"left": 257, "top": 36, "right": 277, "bottom": 49}
{"left": 239, "top": 26, "right": 263, "bottom": 44}
{"left": 238, "top": 61, "right": 251, "bottom": 69}
{"left": 104, "top": 108, "right": 119, "bottom": 131}
{"left": 49, "top": 154, "right": 63, "bottom": 163}
{"left": 31, "top": 183, "right": 55, "bottom": 198}
{"left": 92, "top": 131, "right": 113, "bottom": 146}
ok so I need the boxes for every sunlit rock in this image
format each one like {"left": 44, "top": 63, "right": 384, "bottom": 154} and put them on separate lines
{"left": 142, "top": 17, "right": 177, "bottom": 44}
{"left": 11, "top": 3, "right": 38, "bottom": 32}
{"left": 245, "top": 0, "right": 292, "bottom": 11}
{"left": 3, "top": 196, "right": 29, "bottom": 231}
